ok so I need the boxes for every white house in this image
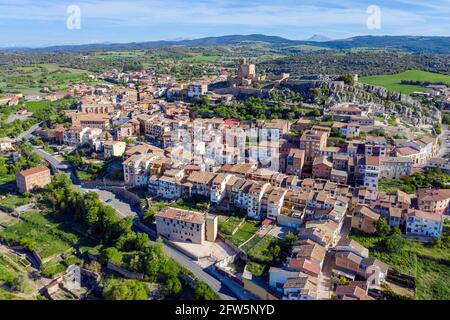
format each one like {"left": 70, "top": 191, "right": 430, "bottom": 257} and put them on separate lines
{"left": 405, "top": 209, "right": 444, "bottom": 238}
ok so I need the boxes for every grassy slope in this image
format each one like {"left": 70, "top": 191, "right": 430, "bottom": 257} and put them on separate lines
{"left": 0, "top": 212, "right": 83, "bottom": 259}
{"left": 360, "top": 70, "right": 450, "bottom": 94}
{"left": 350, "top": 226, "right": 450, "bottom": 300}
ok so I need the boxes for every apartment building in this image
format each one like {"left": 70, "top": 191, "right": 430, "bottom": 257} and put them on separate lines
{"left": 187, "top": 83, "right": 208, "bottom": 98}
{"left": 299, "top": 130, "right": 328, "bottom": 163}
{"left": 330, "top": 169, "right": 348, "bottom": 185}
{"left": 247, "top": 182, "right": 271, "bottom": 219}
{"left": 417, "top": 188, "right": 450, "bottom": 215}
{"left": 365, "top": 136, "right": 387, "bottom": 157}
{"left": 405, "top": 209, "right": 444, "bottom": 238}
{"left": 103, "top": 141, "right": 127, "bottom": 159}
{"left": 428, "top": 158, "right": 450, "bottom": 173}
{"left": 116, "top": 121, "right": 139, "bottom": 141}
{"left": 360, "top": 156, "right": 381, "bottom": 191}
{"left": 123, "top": 153, "right": 157, "bottom": 187}
{"left": 185, "top": 171, "right": 217, "bottom": 198}
{"left": 332, "top": 122, "right": 360, "bottom": 138}
{"left": 395, "top": 136, "right": 438, "bottom": 166}
{"left": 63, "top": 127, "right": 103, "bottom": 147}
{"left": 142, "top": 116, "right": 172, "bottom": 140}
{"left": 16, "top": 165, "right": 52, "bottom": 193}
{"left": 380, "top": 156, "right": 413, "bottom": 180}
{"left": 266, "top": 187, "right": 288, "bottom": 220}
{"left": 312, "top": 156, "right": 332, "bottom": 180}
{"left": 210, "top": 173, "right": 232, "bottom": 204}
{"left": 351, "top": 205, "right": 380, "bottom": 234}
{"left": 71, "top": 113, "right": 111, "bottom": 130}
{"left": 156, "top": 207, "right": 217, "bottom": 244}
{"left": 285, "top": 149, "right": 305, "bottom": 176}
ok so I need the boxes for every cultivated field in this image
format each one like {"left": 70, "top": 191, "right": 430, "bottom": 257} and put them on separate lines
{"left": 360, "top": 70, "right": 450, "bottom": 94}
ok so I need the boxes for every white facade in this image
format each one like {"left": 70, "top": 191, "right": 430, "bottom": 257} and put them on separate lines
{"left": 406, "top": 214, "right": 443, "bottom": 238}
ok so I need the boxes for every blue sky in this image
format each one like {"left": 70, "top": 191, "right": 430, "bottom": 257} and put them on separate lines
{"left": 0, "top": 0, "right": 449, "bottom": 47}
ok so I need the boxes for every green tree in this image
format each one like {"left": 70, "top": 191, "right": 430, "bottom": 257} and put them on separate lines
{"left": 165, "top": 277, "right": 182, "bottom": 297}
{"left": 283, "top": 231, "right": 299, "bottom": 245}
{"left": 103, "top": 279, "right": 149, "bottom": 300}
{"left": 102, "top": 247, "right": 123, "bottom": 265}
{"left": 433, "top": 122, "right": 442, "bottom": 135}
{"left": 268, "top": 245, "right": 281, "bottom": 261}
{"left": 382, "top": 227, "right": 406, "bottom": 253}
{"left": 338, "top": 74, "right": 356, "bottom": 86}
{"left": 194, "top": 281, "right": 218, "bottom": 300}
{"left": 143, "top": 207, "right": 157, "bottom": 224}
{"left": 375, "top": 217, "right": 391, "bottom": 237}
{"left": 7, "top": 275, "right": 31, "bottom": 293}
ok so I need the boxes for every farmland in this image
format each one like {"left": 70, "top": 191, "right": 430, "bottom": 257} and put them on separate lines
{"left": 0, "top": 63, "right": 88, "bottom": 95}
{"left": 0, "top": 211, "right": 89, "bottom": 260}
{"left": 360, "top": 70, "right": 450, "bottom": 94}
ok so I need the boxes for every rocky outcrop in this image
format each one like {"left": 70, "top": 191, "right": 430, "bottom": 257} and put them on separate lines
{"left": 323, "top": 82, "right": 440, "bottom": 126}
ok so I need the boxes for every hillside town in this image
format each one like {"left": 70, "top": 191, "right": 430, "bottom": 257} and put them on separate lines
{"left": 1, "top": 57, "right": 449, "bottom": 302}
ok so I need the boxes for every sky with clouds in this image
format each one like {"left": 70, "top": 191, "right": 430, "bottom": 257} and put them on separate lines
{"left": 0, "top": 0, "right": 449, "bottom": 47}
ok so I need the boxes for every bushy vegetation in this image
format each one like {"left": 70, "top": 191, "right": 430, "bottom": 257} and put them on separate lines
{"left": 350, "top": 219, "right": 450, "bottom": 300}
{"left": 103, "top": 278, "right": 149, "bottom": 300}
{"left": 379, "top": 168, "right": 450, "bottom": 194}
{"left": 190, "top": 97, "right": 320, "bottom": 121}
{"left": 0, "top": 212, "right": 81, "bottom": 259}
{"left": 247, "top": 236, "right": 280, "bottom": 264}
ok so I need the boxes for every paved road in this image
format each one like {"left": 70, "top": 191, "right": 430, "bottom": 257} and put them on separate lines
{"left": 438, "top": 126, "right": 450, "bottom": 158}
{"left": 77, "top": 185, "right": 138, "bottom": 218}
{"left": 17, "top": 122, "right": 42, "bottom": 141}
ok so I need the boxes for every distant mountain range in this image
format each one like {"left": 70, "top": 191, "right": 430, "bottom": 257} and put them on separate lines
{"left": 307, "top": 34, "right": 332, "bottom": 42}
{"left": 5, "top": 34, "right": 450, "bottom": 54}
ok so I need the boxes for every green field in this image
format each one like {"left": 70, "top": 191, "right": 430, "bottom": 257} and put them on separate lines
{"left": 0, "top": 192, "right": 29, "bottom": 210}
{"left": 0, "top": 212, "right": 87, "bottom": 260}
{"left": 247, "top": 235, "right": 280, "bottom": 264}
{"left": 0, "top": 63, "right": 88, "bottom": 95}
{"left": 222, "top": 220, "right": 260, "bottom": 247}
{"left": 182, "top": 53, "right": 221, "bottom": 63}
{"left": 360, "top": 70, "right": 450, "bottom": 95}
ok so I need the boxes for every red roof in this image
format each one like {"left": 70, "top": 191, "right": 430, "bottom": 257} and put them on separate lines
{"left": 224, "top": 119, "right": 240, "bottom": 126}
{"left": 262, "top": 219, "right": 273, "bottom": 226}
{"left": 18, "top": 165, "right": 50, "bottom": 177}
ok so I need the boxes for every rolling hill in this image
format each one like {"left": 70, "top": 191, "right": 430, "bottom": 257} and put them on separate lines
{"left": 5, "top": 34, "right": 450, "bottom": 55}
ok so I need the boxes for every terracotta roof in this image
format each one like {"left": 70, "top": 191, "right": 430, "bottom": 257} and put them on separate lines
{"left": 354, "top": 205, "right": 380, "bottom": 221}
{"left": 396, "top": 147, "right": 419, "bottom": 156}
{"left": 18, "top": 165, "right": 50, "bottom": 177}
{"left": 157, "top": 207, "right": 205, "bottom": 224}
{"left": 417, "top": 188, "right": 450, "bottom": 202}
{"left": 407, "top": 208, "right": 444, "bottom": 222}
{"left": 336, "top": 285, "right": 374, "bottom": 300}
{"left": 287, "top": 258, "right": 321, "bottom": 276}
{"left": 366, "top": 156, "right": 380, "bottom": 166}
{"left": 187, "top": 171, "right": 217, "bottom": 185}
